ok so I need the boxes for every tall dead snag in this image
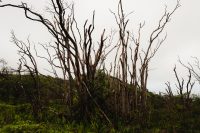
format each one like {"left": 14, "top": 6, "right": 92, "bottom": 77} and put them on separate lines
{"left": 0, "top": 0, "right": 112, "bottom": 125}
{"left": 138, "top": 1, "right": 180, "bottom": 122}
{"left": 129, "top": 23, "right": 144, "bottom": 114}
{"left": 111, "top": 0, "right": 130, "bottom": 117}
{"left": 11, "top": 32, "right": 42, "bottom": 120}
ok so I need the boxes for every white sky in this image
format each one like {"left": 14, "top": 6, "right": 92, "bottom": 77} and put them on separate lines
{"left": 0, "top": 0, "right": 200, "bottom": 94}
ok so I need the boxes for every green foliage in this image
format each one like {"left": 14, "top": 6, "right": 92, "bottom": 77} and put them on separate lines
{"left": 0, "top": 103, "right": 16, "bottom": 126}
{"left": 0, "top": 102, "right": 33, "bottom": 127}
{"left": 0, "top": 122, "right": 46, "bottom": 133}
{"left": 93, "top": 70, "right": 111, "bottom": 109}
{"left": 1, "top": 73, "right": 200, "bottom": 132}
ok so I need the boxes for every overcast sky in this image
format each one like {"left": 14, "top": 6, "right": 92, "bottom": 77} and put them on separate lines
{"left": 0, "top": 0, "right": 200, "bottom": 94}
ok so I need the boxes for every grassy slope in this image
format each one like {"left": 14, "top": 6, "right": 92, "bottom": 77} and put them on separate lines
{"left": 1, "top": 74, "right": 200, "bottom": 132}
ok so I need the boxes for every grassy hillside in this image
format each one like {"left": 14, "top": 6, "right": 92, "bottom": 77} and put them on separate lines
{"left": 0, "top": 73, "right": 200, "bottom": 132}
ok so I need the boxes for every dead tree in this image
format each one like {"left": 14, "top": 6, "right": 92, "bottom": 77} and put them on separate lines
{"left": 11, "top": 32, "right": 42, "bottom": 120}
{"left": 173, "top": 65, "right": 194, "bottom": 110}
{"left": 110, "top": 0, "right": 130, "bottom": 117}
{"left": 179, "top": 57, "right": 200, "bottom": 84}
{"left": 137, "top": 2, "right": 180, "bottom": 122}
{"left": 0, "top": 0, "right": 180, "bottom": 126}
{"left": 165, "top": 82, "right": 175, "bottom": 110}
{"left": 110, "top": 0, "right": 180, "bottom": 124}
{"left": 0, "top": 0, "right": 113, "bottom": 125}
